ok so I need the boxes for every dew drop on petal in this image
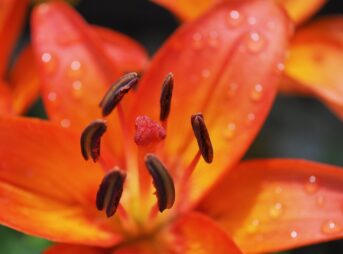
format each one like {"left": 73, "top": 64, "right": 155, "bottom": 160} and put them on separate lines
{"left": 72, "top": 80, "right": 82, "bottom": 90}
{"left": 321, "top": 220, "right": 342, "bottom": 235}
{"left": 269, "top": 202, "right": 283, "bottom": 218}
{"left": 246, "top": 32, "right": 265, "bottom": 53}
{"left": 223, "top": 122, "right": 236, "bottom": 140}
{"left": 290, "top": 230, "right": 298, "bottom": 239}
{"left": 70, "top": 60, "right": 81, "bottom": 71}
{"left": 47, "top": 92, "right": 57, "bottom": 102}
{"left": 304, "top": 175, "right": 319, "bottom": 194}
{"left": 245, "top": 113, "right": 256, "bottom": 125}
{"left": 60, "top": 118, "right": 71, "bottom": 128}
{"left": 250, "top": 83, "right": 263, "bottom": 102}
{"left": 41, "top": 53, "right": 52, "bottom": 63}
{"left": 226, "top": 10, "right": 243, "bottom": 27}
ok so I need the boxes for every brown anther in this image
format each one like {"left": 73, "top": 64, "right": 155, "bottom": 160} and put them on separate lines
{"left": 144, "top": 154, "right": 175, "bottom": 212}
{"left": 159, "top": 73, "right": 174, "bottom": 121}
{"left": 99, "top": 72, "right": 139, "bottom": 117}
{"left": 96, "top": 169, "right": 126, "bottom": 217}
{"left": 191, "top": 113, "right": 213, "bottom": 163}
{"left": 81, "top": 120, "right": 107, "bottom": 162}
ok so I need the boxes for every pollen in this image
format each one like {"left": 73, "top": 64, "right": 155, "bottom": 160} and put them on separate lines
{"left": 134, "top": 115, "right": 166, "bottom": 146}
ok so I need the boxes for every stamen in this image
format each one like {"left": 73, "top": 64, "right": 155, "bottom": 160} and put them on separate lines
{"left": 144, "top": 154, "right": 175, "bottom": 212}
{"left": 96, "top": 169, "right": 126, "bottom": 217}
{"left": 191, "top": 113, "right": 213, "bottom": 163}
{"left": 135, "top": 115, "right": 166, "bottom": 146}
{"left": 159, "top": 73, "right": 174, "bottom": 121}
{"left": 99, "top": 72, "right": 139, "bottom": 117}
{"left": 81, "top": 120, "right": 107, "bottom": 162}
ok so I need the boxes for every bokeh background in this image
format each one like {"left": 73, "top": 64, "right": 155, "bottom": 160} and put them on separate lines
{"left": 0, "top": 0, "right": 342, "bottom": 253}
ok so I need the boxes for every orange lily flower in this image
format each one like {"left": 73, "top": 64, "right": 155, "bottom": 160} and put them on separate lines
{"left": 151, "top": 0, "right": 343, "bottom": 120}
{"left": 1, "top": 1, "right": 343, "bottom": 253}
{"left": 0, "top": 0, "right": 148, "bottom": 115}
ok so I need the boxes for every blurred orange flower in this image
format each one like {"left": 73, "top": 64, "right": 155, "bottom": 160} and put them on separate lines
{"left": 1, "top": 1, "right": 343, "bottom": 254}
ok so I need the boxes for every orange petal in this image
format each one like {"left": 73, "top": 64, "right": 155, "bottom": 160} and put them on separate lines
{"left": 151, "top": 0, "right": 219, "bottom": 21}
{"left": 0, "top": 79, "right": 12, "bottom": 114}
{"left": 9, "top": 45, "right": 41, "bottom": 114}
{"left": 44, "top": 244, "right": 108, "bottom": 254}
{"left": 0, "top": 0, "right": 28, "bottom": 76}
{"left": 276, "top": 0, "right": 327, "bottom": 24}
{"left": 285, "top": 17, "right": 343, "bottom": 120}
{"left": 198, "top": 159, "right": 343, "bottom": 253}
{"left": 132, "top": 0, "right": 290, "bottom": 205}
{"left": 92, "top": 25, "right": 148, "bottom": 74}
{"left": 152, "top": 0, "right": 325, "bottom": 24}
{"left": 31, "top": 2, "right": 121, "bottom": 131}
{"left": 0, "top": 116, "right": 123, "bottom": 246}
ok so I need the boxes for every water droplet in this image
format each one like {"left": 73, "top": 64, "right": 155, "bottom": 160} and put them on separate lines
{"left": 304, "top": 175, "right": 319, "bottom": 194}
{"left": 47, "top": 92, "right": 57, "bottom": 102}
{"left": 321, "top": 220, "right": 341, "bottom": 235}
{"left": 250, "top": 83, "right": 263, "bottom": 102}
{"left": 41, "top": 53, "right": 52, "bottom": 63}
{"left": 247, "top": 219, "right": 260, "bottom": 233}
{"left": 41, "top": 52, "right": 57, "bottom": 73}
{"left": 248, "top": 16, "right": 257, "bottom": 25}
{"left": 201, "top": 69, "right": 210, "bottom": 78}
{"left": 60, "top": 119, "right": 71, "bottom": 128}
{"left": 276, "top": 62, "right": 285, "bottom": 73}
{"left": 223, "top": 122, "right": 236, "bottom": 140}
{"left": 246, "top": 32, "right": 265, "bottom": 53}
{"left": 208, "top": 31, "right": 219, "bottom": 48}
{"left": 192, "top": 32, "right": 203, "bottom": 50}
{"left": 245, "top": 113, "right": 256, "bottom": 125}
{"left": 72, "top": 80, "right": 82, "bottom": 90}
{"left": 226, "top": 10, "right": 243, "bottom": 27}
{"left": 70, "top": 60, "right": 81, "bottom": 71}
{"left": 290, "top": 230, "right": 298, "bottom": 239}
{"left": 227, "top": 82, "right": 238, "bottom": 98}
{"left": 269, "top": 202, "right": 283, "bottom": 218}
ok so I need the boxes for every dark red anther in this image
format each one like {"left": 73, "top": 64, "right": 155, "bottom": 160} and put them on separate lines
{"left": 191, "top": 113, "right": 213, "bottom": 163}
{"left": 160, "top": 73, "right": 174, "bottom": 121}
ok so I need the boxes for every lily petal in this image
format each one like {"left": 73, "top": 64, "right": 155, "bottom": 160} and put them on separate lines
{"left": 0, "top": 0, "right": 28, "bottom": 76}
{"left": 9, "top": 45, "right": 41, "bottom": 114}
{"left": 285, "top": 17, "right": 343, "bottom": 120}
{"left": 198, "top": 159, "right": 343, "bottom": 253}
{"left": 0, "top": 79, "right": 12, "bottom": 114}
{"left": 31, "top": 2, "right": 121, "bottom": 130}
{"left": 92, "top": 26, "right": 148, "bottom": 74}
{"left": 0, "top": 117, "right": 123, "bottom": 246}
{"left": 44, "top": 244, "right": 109, "bottom": 254}
{"left": 133, "top": 0, "right": 290, "bottom": 205}
{"left": 151, "top": 0, "right": 325, "bottom": 24}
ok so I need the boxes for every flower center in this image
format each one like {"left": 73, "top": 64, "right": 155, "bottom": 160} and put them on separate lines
{"left": 80, "top": 72, "right": 213, "bottom": 235}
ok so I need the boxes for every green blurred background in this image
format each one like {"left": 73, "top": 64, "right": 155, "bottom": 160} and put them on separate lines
{"left": 1, "top": 0, "right": 343, "bottom": 253}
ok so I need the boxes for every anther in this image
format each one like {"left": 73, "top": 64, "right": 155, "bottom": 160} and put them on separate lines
{"left": 96, "top": 169, "right": 126, "bottom": 217}
{"left": 99, "top": 72, "right": 139, "bottom": 117}
{"left": 191, "top": 113, "right": 213, "bottom": 163}
{"left": 81, "top": 120, "right": 107, "bottom": 162}
{"left": 159, "top": 73, "right": 174, "bottom": 121}
{"left": 144, "top": 154, "right": 175, "bottom": 212}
